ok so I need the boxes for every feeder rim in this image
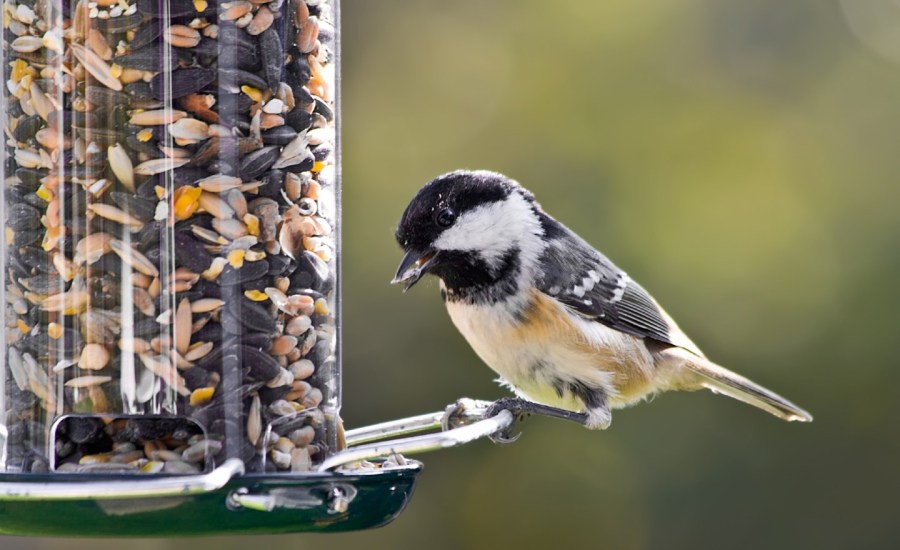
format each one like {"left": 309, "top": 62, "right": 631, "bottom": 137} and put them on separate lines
{"left": 0, "top": 458, "right": 245, "bottom": 501}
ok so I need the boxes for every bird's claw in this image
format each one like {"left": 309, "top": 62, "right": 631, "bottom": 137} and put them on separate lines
{"left": 488, "top": 429, "right": 522, "bottom": 445}
{"left": 444, "top": 397, "right": 589, "bottom": 444}
{"left": 484, "top": 397, "right": 531, "bottom": 445}
{"left": 441, "top": 398, "right": 522, "bottom": 443}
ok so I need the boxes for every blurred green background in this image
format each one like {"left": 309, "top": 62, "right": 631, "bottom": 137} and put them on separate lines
{"left": 7, "top": 0, "right": 900, "bottom": 548}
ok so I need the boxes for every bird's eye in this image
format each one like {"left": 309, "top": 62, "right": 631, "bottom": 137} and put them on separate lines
{"left": 435, "top": 208, "right": 456, "bottom": 227}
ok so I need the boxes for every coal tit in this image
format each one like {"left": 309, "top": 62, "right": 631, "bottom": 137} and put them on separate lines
{"left": 393, "top": 170, "right": 812, "bottom": 429}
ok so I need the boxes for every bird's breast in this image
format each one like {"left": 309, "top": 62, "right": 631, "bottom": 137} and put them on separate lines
{"left": 444, "top": 289, "right": 659, "bottom": 410}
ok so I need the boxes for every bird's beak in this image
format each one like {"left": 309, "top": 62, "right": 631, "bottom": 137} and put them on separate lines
{"left": 391, "top": 248, "right": 439, "bottom": 291}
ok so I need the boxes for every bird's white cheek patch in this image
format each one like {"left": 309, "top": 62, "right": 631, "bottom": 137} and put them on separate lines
{"left": 432, "top": 194, "right": 543, "bottom": 270}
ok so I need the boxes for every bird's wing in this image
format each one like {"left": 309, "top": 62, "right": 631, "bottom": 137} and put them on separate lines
{"left": 534, "top": 220, "right": 704, "bottom": 357}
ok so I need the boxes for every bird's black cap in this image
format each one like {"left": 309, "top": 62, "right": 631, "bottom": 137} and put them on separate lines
{"left": 395, "top": 170, "right": 526, "bottom": 252}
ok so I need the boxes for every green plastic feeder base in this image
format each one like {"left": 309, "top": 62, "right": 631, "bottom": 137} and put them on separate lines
{"left": 0, "top": 399, "right": 521, "bottom": 537}
{"left": 0, "top": 465, "right": 422, "bottom": 537}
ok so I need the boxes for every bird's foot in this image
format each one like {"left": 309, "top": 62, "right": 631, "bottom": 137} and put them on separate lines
{"left": 483, "top": 397, "right": 591, "bottom": 444}
{"left": 483, "top": 397, "right": 526, "bottom": 444}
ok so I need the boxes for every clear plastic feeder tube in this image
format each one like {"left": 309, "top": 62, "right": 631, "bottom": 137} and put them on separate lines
{"left": 1, "top": 0, "right": 340, "bottom": 475}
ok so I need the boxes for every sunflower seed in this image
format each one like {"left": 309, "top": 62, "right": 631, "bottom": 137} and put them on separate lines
{"left": 20, "top": 275, "right": 59, "bottom": 294}
{"left": 110, "top": 192, "right": 157, "bottom": 223}
{"left": 241, "top": 345, "right": 282, "bottom": 381}
{"left": 7, "top": 203, "right": 41, "bottom": 231}
{"left": 130, "top": 22, "right": 163, "bottom": 50}
{"left": 115, "top": 47, "right": 181, "bottom": 72}
{"left": 150, "top": 67, "right": 216, "bottom": 99}
{"left": 174, "top": 231, "right": 214, "bottom": 272}
{"left": 261, "top": 125, "right": 298, "bottom": 146}
{"left": 259, "top": 28, "right": 284, "bottom": 92}
{"left": 13, "top": 115, "right": 43, "bottom": 142}
{"left": 218, "top": 258, "right": 269, "bottom": 286}
{"left": 239, "top": 146, "right": 280, "bottom": 180}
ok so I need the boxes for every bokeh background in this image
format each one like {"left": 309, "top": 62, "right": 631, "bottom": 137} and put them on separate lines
{"left": 7, "top": 0, "right": 900, "bottom": 548}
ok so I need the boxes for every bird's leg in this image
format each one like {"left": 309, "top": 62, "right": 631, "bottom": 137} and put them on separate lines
{"left": 568, "top": 383, "right": 612, "bottom": 430}
{"left": 484, "top": 397, "right": 590, "bottom": 444}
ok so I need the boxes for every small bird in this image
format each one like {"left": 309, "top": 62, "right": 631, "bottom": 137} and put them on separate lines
{"left": 392, "top": 170, "right": 812, "bottom": 430}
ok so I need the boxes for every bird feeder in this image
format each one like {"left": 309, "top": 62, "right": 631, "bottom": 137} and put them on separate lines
{"left": 0, "top": 0, "right": 533, "bottom": 535}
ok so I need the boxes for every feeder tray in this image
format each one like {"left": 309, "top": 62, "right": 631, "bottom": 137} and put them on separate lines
{"left": 0, "top": 399, "right": 517, "bottom": 535}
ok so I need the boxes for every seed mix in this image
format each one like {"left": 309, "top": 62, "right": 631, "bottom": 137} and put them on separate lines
{"left": 2, "top": 0, "right": 339, "bottom": 474}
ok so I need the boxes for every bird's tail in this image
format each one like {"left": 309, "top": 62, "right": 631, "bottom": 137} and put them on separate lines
{"left": 676, "top": 353, "right": 813, "bottom": 422}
